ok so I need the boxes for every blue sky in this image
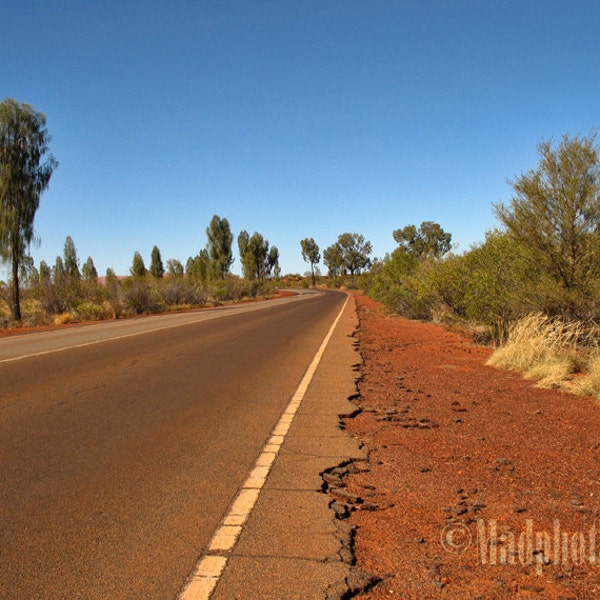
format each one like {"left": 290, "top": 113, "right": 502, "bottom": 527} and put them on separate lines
{"left": 2, "top": 1, "right": 599, "bottom": 277}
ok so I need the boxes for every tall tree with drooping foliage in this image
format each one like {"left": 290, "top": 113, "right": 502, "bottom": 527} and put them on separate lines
{"left": 0, "top": 98, "right": 57, "bottom": 321}
{"left": 206, "top": 215, "right": 234, "bottom": 279}
{"left": 300, "top": 237, "right": 320, "bottom": 285}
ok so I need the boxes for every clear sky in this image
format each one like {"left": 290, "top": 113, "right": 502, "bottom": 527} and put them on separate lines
{"left": 2, "top": 1, "right": 599, "bottom": 277}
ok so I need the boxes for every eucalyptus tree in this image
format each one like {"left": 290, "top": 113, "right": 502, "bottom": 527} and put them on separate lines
{"left": 206, "top": 215, "right": 234, "bottom": 279}
{"left": 82, "top": 257, "right": 98, "bottom": 283}
{"left": 337, "top": 232, "right": 372, "bottom": 276}
{"left": 166, "top": 258, "right": 184, "bottom": 277}
{"left": 268, "top": 245, "right": 280, "bottom": 279}
{"left": 0, "top": 98, "right": 57, "bottom": 321}
{"left": 63, "top": 236, "right": 81, "bottom": 281}
{"left": 150, "top": 245, "right": 164, "bottom": 278}
{"left": 238, "top": 230, "right": 276, "bottom": 281}
{"left": 323, "top": 243, "right": 345, "bottom": 277}
{"left": 393, "top": 221, "right": 452, "bottom": 259}
{"left": 300, "top": 237, "right": 320, "bottom": 285}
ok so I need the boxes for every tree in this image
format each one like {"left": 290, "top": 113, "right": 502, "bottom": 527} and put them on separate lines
{"left": 186, "top": 249, "right": 210, "bottom": 282}
{"left": 238, "top": 230, "right": 271, "bottom": 280}
{"left": 246, "top": 232, "right": 269, "bottom": 280}
{"left": 150, "top": 245, "right": 164, "bottom": 278}
{"left": 0, "top": 98, "right": 57, "bottom": 321}
{"left": 237, "top": 230, "right": 250, "bottom": 277}
{"left": 393, "top": 221, "right": 452, "bottom": 259}
{"left": 53, "top": 256, "right": 66, "bottom": 287}
{"left": 63, "top": 236, "right": 81, "bottom": 281}
{"left": 494, "top": 133, "right": 600, "bottom": 317}
{"left": 206, "top": 215, "right": 234, "bottom": 279}
{"left": 130, "top": 251, "right": 147, "bottom": 278}
{"left": 39, "top": 260, "right": 51, "bottom": 285}
{"left": 300, "top": 238, "right": 320, "bottom": 285}
{"left": 82, "top": 256, "right": 98, "bottom": 283}
{"left": 104, "top": 267, "right": 121, "bottom": 316}
{"left": 166, "top": 258, "right": 184, "bottom": 277}
{"left": 323, "top": 243, "right": 345, "bottom": 277}
{"left": 337, "top": 232, "right": 372, "bottom": 276}
{"left": 268, "top": 245, "right": 280, "bottom": 279}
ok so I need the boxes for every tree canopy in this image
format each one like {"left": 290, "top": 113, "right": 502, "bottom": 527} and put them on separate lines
{"left": 393, "top": 221, "right": 452, "bottom": 259}
{"left": 238, "top": 230, "right": 278, "bottom": 280}
{"left": 323, "top": 233, "right": 372, "bottom": 278}
{"left": 494, "top": 133, "right": 600, "bottom": 317}
{"left": 150, "top": 245, "right": 164, "bottom": 278}
{"left": 130, "top": 251, "right": 147, "bottom": 278}
{"left": 206, "top": 215, "right": 234, "bottom": 279}
{"left": 300, "top": 237, "right": 320, "bottom": 285}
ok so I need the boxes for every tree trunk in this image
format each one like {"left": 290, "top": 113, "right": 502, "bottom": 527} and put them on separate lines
{"left": 11, "top": 248, "right": 21, "bottom": 322}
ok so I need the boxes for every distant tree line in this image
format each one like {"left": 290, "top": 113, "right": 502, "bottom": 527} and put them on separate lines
{"left": 0, "top": 213, "right": 283, "bottom": 326}
{"left": 298, "top": 233, "right": 373, "bottom": 286}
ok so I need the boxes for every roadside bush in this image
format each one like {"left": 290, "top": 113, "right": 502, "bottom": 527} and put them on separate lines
{"left": 162, "top": 278, "right": 207, "bottom": 307}
{"left": 38, "top": 282, "right": 72, "bottom": 317}
{"left": 368, "top": 249, "right": 419, "bottom": 314}
{"left": 207, "top": 277, "right": 275, "bottom": 303}
{"left": 367, "top": 231, "right": 555, "bottom": 342}
{"left": 74, "top": 301, "right": 114, "bottom": 321}
{"left": 121, "top": 279, "right": 161, "bottom": 315}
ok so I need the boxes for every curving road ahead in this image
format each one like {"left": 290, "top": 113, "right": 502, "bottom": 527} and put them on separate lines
{"left": 0, "top": 290, "right": 346, "bottom": 599}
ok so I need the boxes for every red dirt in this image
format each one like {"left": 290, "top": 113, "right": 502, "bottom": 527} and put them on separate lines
{"left": 343, "top": 293, "right": 600, "bottom": 599}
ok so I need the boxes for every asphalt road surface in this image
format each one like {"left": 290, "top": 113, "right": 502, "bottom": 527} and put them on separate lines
{"left": 0, "top": 290, "right": 346, "bottom": 599}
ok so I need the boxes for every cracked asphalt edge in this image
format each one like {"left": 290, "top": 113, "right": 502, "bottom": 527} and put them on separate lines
{"left": 321, "top": 312, "right": 381, "bottom": 600}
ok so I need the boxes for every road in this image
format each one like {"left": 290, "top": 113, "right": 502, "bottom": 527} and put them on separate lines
{"left": 0, "top": 290, "right": 346, "bottom": 599}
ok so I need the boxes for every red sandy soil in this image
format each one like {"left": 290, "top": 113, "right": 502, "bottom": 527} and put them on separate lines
{"left": 343, "top": 293, "right": 600, "bottom": 599}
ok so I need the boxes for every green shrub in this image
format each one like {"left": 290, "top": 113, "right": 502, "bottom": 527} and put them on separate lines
{"left": 121, "top": 279, "right": 160, "bottom": 315}
{"left": 74, "top": 301, "right": 113, "bottom": 321}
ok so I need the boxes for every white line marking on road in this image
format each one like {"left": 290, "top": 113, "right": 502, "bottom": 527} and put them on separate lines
{"left": 0, "top": 295, "right": 311, "bottom": 364}
{"left": 178, "top": 294, "right": 350, "bottom": 600}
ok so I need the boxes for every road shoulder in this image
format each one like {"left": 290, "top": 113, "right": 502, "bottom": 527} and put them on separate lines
{"left": 210, "top": 293, "right": 370, "bottom": 600}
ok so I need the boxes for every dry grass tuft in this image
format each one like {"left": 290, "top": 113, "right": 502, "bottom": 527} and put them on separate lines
{"left": 487, "top": 313, "right": 600, "bottom": 397}
{"left": 53, "top": 311, "right": 76, "bottom": 325}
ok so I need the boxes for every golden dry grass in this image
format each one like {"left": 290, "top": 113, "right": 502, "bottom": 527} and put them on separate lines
{"left": 487, "top": 313, "right": 600, "bottom": 397}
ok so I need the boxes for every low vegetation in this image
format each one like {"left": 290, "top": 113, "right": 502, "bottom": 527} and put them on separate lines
{"left": 364, "top": 134, "right": 600, "bottom": 398}
{"left": 488, "top": 313, "right": 600, "bottom": 396}
{"left": 0, "top": 215, "right": 279, "bottom": 329}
